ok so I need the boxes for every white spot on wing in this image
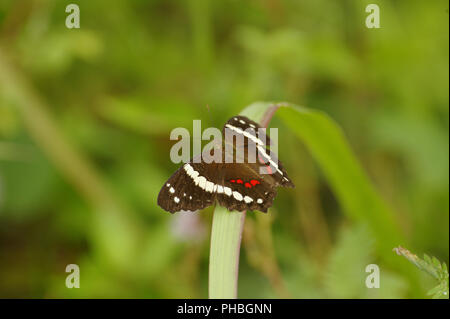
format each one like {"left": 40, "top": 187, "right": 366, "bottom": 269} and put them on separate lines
{"left": 224, "top": 187, "right": 232, "bottom": 196}
{"left": 174, "top": 197, "right": 180, "bottom": 203}
{"left": 184, "top": 163, "right": 242, "bottom": 201}
{"left": 225, "top": 124, "right": 264, "bottom": 146}
{"left": 169, "top": 187, "right": 175, "bottom": 194}
{"left": 244, "top": 196, "right": 253, "bottom": 203}
{"left": 197, "top": 176, "right": 206, "bottom": 189}
{"left": 205, "top": 181, "right": 214, "bottom": 193}
{"left": 233, "top": 191, "right": 243, "bottom": 201}
{"left": 257, "top": 145, "right": 283, "bottom": 176}
{"left": 191, "top": 170, "right": 199, "bottom": 179}
{"left": 257, "top": 198, "right": 263, "bottom": 204}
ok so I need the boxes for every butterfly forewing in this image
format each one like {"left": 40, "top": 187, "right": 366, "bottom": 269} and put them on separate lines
{"left": 255, "top": 147, "right": 295, "bottom": 188}
{"left": 223, "top": 116, "right": 294, "bottom": 189}
{"left": 223, "top": 116, "right": 272, "bottom": 148}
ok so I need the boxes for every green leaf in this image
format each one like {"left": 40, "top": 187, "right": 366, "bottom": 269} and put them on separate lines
{"left": 394, "top": 246, "right": 449, "bottom": 299}
{"left": 277, "top": 103, "right": 404, "bottom": 253}
{"left": 209, "top": 101, "right": 409, "bottom": 298}
{"left": 209, "top": 206, "right": 245, "bottom": 299}
{"left": 243, "top": 102, "right": 405, "bottom": 265}
{"left": 324, "top": 225, "right": 374, "bottom": 298}
{"left": 209, "top": 103, "right": 277, "bottom": 299}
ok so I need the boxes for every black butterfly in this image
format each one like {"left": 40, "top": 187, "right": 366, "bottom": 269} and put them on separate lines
{"left": 157, "top": 115, "right": 294, "bottom": 213}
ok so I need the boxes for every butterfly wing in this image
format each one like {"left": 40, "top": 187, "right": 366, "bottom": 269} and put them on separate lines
{"left": 157, "top": 159, "right": 277, "bottom": 213}
{"left": 223, "top": 116, "right": 273, "bottom": 147}
{"left": 157, "top": 162, "right": 219, "bottom": 213}
{"left": 158, "top": 115, "right": 294, "bottom": 214}
{"left": 223, "top": 115, "right": 295, "bottom": 189}
{"left": 215, "top": 162, "right": 277, "bottom": 213}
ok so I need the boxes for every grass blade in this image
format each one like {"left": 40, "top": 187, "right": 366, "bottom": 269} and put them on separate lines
{"left": 208, "top": 101, "right": 418, "bottom": 298}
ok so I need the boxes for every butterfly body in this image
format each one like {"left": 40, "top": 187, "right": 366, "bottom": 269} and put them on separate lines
{"left": 157, "top": 115, "right": 294, "bottom": 213}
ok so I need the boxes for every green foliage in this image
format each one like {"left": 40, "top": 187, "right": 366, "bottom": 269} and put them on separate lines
{"left": 0, "top": 0, "right": 447, "bottom": 298}
{"left": 210, "top": 100, "right": 411, "bottom": 298}
{"left": 325, "top": 225, "right": 407, "bottom": 299}
{"left": 394, "top": 246, "right": 449, "bottom": 299}
{"left": 209, "top": 207, "right": 244, "bottom": 298}
{"left": 277, "top": 103, "right": 404, "bottom": 263}
{"left": 324, "top": 225, "right": 374, "bottom": 298}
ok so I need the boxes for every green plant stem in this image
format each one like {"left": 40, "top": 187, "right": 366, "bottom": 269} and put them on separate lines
{"left": 0, "top": 46, "right": 142, "bottom": 271}
{"left": 209, "top": 207, "right": 246, "bottom": 298}
{"left": 0, "top": 47, "right": 124, "bottom": 212}
{"left": 208, "top": 105, "right": 279, "bottom": 299}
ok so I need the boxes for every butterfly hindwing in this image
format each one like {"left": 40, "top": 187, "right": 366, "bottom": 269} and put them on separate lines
{"left": 215, "top": 162, "right": 277, "bottom": 213}
{"left": 157, "top": 162, "right": 217, "bottom": 213}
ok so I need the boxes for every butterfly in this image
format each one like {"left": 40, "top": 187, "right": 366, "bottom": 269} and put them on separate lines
{"left": 157, "top": 115, "right": 294, "bottom": 213}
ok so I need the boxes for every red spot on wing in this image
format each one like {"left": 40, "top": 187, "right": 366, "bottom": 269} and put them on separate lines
{"left": 236, "top": 179, "right": 243, "bottom": 184}
{"left": 244, "top": 182, "right": 252, "bottom": 188}
{"left": 258, "top": 154, "right": 266, "bottom": 165}
{"left": 230, "top": 179, "right": 235, "bottom": 183}
{"left": 258, "top": 154, "right": 273, "bottom": 175}
{"left": 250, "top": 179, "right": 260, "bottom": 186}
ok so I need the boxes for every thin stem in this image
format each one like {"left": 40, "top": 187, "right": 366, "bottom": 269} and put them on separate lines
{"left": 208, "top": 105, "right": 279, "bottom": 299}
{"left": 209, "top": 207, "right": 246, "bottom": 298}
{"left": 0, "top": 46, "right": 125, "bottom": 212}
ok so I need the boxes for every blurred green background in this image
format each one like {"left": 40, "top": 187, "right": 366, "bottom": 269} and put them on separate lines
{"left": 0, "top": 0, "right": 448, "bottom": 298}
